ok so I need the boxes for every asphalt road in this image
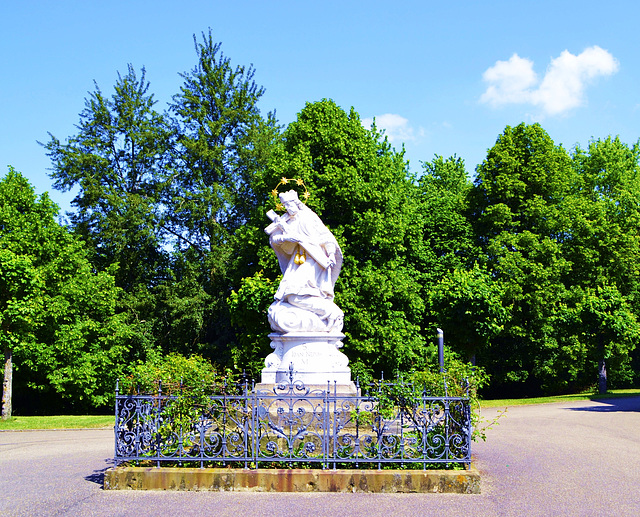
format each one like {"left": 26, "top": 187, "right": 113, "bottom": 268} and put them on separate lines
{"left": 1, "top": 396, "right": 639, "bottom": 516}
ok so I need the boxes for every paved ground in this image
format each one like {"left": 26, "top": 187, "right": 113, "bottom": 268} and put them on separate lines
{"left": 1, "top": 396, "right": 639, "bottom": 516}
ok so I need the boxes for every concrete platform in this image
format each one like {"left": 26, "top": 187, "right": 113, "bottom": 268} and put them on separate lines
{"left": 104, "top": 466, "right": 480, "bottom": 493}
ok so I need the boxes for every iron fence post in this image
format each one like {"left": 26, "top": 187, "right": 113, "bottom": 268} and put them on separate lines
{"left": 252, "top": 383, "right": 258, "bottom": 468}
{"left": 114, "top": 379, "right": 119, "bottom": 463}
{"left": 244, "top": 380, "right": 249, "bottom": 470}
{"left": 437, "top": 328, "right": 445, "bottom": 373}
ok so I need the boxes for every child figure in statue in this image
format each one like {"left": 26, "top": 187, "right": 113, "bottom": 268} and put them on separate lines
{"left": 265, "top": 190, "right": 344, "bottom": 333}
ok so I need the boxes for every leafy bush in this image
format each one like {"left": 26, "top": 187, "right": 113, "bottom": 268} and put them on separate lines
{"left": 365, "top": 352, "right": 492, "bottom": 442}
{"left": 119, "top": 353, "right": 239, "bottom": 450}
{"left": 120, "top": 352, "right": 236, "bottom": 396}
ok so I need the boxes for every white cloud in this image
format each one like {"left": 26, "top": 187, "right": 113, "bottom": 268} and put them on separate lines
{"left": 480, "top": 54, "right": 538, "bottom": 106}
{"left": 362, "top": 113, "right": 421, "bottom": 142}
{"left": 480, "top": 46, "right": 619, "bottom": 116}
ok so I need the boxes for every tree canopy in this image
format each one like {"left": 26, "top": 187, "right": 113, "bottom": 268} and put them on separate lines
{"left": 4, "top": 35, "right": 640, "bottom": 414}
{"left": 1, "top": 168, "right": 132, "bottom": 417}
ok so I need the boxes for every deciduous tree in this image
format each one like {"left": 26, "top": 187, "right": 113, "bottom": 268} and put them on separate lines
{"left": 229, "top": 99, "right": 431, "bottom": 378}
{"left": 44, "top": 65, "right": 174, "bottom": 292}
{"left": 1, "top": 168, "right": 131, "bottom": 416}
{"left": 469, "top": 123, "right": 576, "bottom": 395}
{"left": 158, "top": 30, "right": 279, "bottom": 358}
{"left": 566, "top": 137, "right": 640, "bottom": 388}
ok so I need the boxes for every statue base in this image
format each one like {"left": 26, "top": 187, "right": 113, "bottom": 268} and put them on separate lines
{"left": 253, "top": 382, "right": 359, "bottom": 396}
{"left": 261, "top": 332, "right": 354, "bottom": 388}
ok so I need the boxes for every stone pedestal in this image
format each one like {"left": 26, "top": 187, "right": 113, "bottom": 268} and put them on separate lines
{"left": 261, "top": 332, "right": 354, "bottom": 390}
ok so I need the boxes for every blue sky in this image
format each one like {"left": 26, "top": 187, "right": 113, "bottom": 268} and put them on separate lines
{"left": 2, "top": 1, "right": 639, "bottom": 213}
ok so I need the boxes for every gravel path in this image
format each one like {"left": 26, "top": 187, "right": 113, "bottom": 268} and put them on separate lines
{"left": 1, "top": 396, "right": 639, "bottom": 516}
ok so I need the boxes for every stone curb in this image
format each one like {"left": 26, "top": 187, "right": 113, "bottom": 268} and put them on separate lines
{"left": 104, "top": 466, "right": 480, "bottom": 493}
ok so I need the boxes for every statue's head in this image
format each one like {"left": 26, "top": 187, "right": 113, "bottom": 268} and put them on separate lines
{"left": 279, "top": 190, "right": 304, "bottom": 214}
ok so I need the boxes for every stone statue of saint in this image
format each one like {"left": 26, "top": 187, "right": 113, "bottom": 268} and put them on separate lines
{"left": 265, "top": 190, "right": 344, "bottom": 333}
{"left": 260, "top": 188, "right": 352, "bottom": 388}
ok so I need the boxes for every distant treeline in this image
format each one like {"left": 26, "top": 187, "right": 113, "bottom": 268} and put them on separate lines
{"left": 3, "top": 31, "right": 640, "bottom": 415}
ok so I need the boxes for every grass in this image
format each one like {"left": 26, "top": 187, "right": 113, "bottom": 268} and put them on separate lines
{"left": 479, "top": 388, "right": 640, "bottom": 408}
{"left": 0, "top": 414, "right": 114, "bottom": 431}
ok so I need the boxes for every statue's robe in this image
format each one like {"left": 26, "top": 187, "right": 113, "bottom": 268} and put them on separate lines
{"left": 270, "top": 207, "right": 343, "bottom": 304}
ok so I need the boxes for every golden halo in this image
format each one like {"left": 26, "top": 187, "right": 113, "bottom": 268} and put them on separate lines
{"left": 271, "top": 177, "right": 310, "bottom": 211}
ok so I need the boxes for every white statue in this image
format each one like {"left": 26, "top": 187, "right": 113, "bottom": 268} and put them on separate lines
{"left": 265, "top": 190, "right": 344, "bottom": 333}
{"left": 260, "top": 188, "right": 353, "bottom": 389}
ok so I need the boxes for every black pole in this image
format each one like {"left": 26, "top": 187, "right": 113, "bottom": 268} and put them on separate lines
{"left": 437, "top": 328, "right": 444, "bottom": 373}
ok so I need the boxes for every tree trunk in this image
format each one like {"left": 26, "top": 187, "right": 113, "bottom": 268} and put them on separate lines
{"left": 597, "top": 333, "right": 607, "bottom": 395}
{"left": 598, "top": 358, "right": 607, "bottom": 395}
{"left": 2, "top": 347, "right": 12, "bottom": 420}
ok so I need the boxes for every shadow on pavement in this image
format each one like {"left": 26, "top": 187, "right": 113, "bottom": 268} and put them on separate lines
{"left": 566, "top": 396, "right": 640, "bottom": 413}
{"left": 85, "top": 458, "right": 116, "bottom": 488}
{"left": 85, "top": 468, "right": 106, "bottom": 488}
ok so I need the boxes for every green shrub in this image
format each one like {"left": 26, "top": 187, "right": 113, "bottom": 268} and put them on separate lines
{"left": 120, "top": 352, "right": 235, "bottom": 396}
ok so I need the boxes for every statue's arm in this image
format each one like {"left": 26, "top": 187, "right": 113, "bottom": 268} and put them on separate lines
{"left": 324, "top": 242, "right": 337, "bottom": 268}
{"left": 271, "top": 232, "right": 302, "bottom": 245}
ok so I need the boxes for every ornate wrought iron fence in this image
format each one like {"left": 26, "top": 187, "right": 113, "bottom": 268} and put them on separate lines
{"left": 114, "top": 377, "right": 472, "bottom": 470}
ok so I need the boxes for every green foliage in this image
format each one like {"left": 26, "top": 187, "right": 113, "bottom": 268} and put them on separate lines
{"left": 467, "top": 125, "right": 640, "bottom": 396}
{"left": 27, "top": 33, "right": 640, "bottom": 406}
{"left": 468, "top": 124, "right": 574, "bottom": 395}
{"left": 42, "top": 32, "right": 279, "bottom": 364}
{"left": 121, "top": 353, "right": 236, "bottom": 448}
{"left": 1, "top": 168, "right": 131, "bottom": 412}
{"left": 429, "top": 264, "right": 509, "bottom": 361}
{"left": 168, "top": 30, "right": 279, "bottom": 245}
{"left": 363, "top": 353, "right": 490, "bottom": 444}
{"left": 418, "top": 155, "right": 475, "bottom": 272}
{"left": 470, "top": 123, "right": 574, "bottom": 239}
{"left": 44, "top": 65, "right": 174, "bottom": 292}
{"left": 230, "top": 99, "right": 432, "bottom": 375}
{"left": 162, "top": 30, "right": 278, "bottom": 358}
{"left": 377, "top": 353, "right": 490, "bottom": 403}
{"left": 121, "top": 352, "right": 229, "bottom": 396}
{"left": 567, "top": 137, "right": 640, "bottom": 295}
{"left": 566, "top": 137, "right": 640, "bottom": 387}
{"left": 227, "top": 271, "right": 276, "bottom": 377}
{"left": 575, "top": 284, "right": 640, "bottom": 383}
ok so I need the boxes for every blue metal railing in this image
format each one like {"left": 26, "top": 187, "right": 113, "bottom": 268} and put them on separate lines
{"left": 114, "top": 378, "right": 472, "bottom": 470}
